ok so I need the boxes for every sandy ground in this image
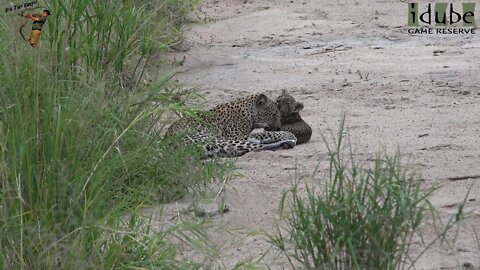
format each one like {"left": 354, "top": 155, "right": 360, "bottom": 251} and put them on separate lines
{"left": 157, "top": 0, "right": 480, "bottom": 269}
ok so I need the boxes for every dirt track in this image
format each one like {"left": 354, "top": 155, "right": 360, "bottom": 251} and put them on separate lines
{"left": 162, "top": 0, "right": 480, "bottom": 268}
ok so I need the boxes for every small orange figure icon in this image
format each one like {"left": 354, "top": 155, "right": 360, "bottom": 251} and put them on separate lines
{"left": 18, "top": 9, "right": 50, "bottom": 48}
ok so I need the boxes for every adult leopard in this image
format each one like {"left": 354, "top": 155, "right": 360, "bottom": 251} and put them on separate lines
{"left": 166, "top": 94, "right": 297, "bottom": 158}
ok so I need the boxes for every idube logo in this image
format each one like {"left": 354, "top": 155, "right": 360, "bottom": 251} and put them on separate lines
{"left": 408, "top": 2, "right": 476, "bottom": 34}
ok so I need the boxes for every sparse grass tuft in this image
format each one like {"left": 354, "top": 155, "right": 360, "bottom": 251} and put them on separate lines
{"left": 271, "top": 116, "right": 437, "bottom": 270}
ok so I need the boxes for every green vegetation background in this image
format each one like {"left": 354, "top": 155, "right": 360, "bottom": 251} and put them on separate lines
{"left": 0, "top": 0, "right": 228, "bottom": 268}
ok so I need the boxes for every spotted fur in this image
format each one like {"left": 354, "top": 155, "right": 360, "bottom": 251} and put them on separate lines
{"left": 166, "top": 94, "right": 297, "bottom": 158}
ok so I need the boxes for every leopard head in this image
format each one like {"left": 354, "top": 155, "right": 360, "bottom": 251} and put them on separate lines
{"left": 251, "top": 94, "right": 281, "bottom": 131}
{"left": 276, "top": 89, "right": 304, "bottom": 118}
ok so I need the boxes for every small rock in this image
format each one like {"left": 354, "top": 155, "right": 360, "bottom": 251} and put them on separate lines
{"left": 433, "top": 49, "right": 446, "bottom": 56}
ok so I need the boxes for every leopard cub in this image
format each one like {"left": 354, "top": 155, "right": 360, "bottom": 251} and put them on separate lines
{"left": 276, "top": 89, "right": 312, "bottom": 144}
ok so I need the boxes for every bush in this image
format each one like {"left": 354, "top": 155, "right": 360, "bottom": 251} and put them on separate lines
{"left": 270, "top": 117, "right": 436, "bottom": 270}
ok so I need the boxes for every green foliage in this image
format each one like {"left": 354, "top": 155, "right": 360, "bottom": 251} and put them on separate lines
{"left": 44, "top": 0, "right": 196, "bottom": 77}
{"left": 271, "top": 117, "right": 436, "bottom": 270}
{"left": 0, "top": 0, "right": 224, "bottom": 269}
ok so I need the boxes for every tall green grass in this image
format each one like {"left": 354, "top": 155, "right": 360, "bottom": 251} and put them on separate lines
{"left": 45, "top": 0, "right": 198, "bottom": 82}
{"left": 0, "top": 0, "right": 224, "bottom": 268}
{"left": 270, "top": 117, "right": 464, "bottom": 269}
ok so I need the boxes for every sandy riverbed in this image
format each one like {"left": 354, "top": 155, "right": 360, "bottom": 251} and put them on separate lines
{"left": 157, "top": 0, "right": 480, "bottom": 268}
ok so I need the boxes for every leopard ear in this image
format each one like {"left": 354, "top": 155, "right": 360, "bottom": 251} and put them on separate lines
{"left": 255, "top": 94, "right": 268, "bottom": 108}
{"left": 293, "top": 102, "right": 304, "bottom": 112}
